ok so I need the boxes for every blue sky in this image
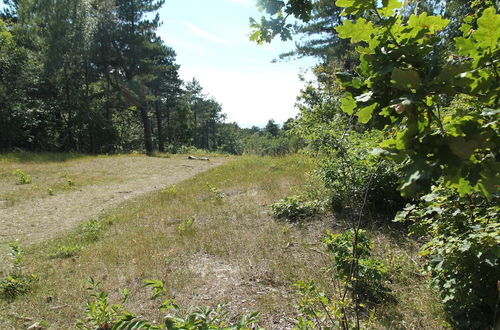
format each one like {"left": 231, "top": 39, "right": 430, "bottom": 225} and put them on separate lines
{"left": 157, "top": 0, "right": 317, "bottom": 127}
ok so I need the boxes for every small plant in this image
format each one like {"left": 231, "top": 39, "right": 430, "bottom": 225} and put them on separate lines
{"left": 76, "top": 277, "right": 125, "bottom": 329}
{"left": 0, "top": 242, "right": 38, "bottom": 301}
{"left": 176, "top": 217, "right": 195, "bottom": 236}
{"left": 162, "top": 184, "right": 177, "bottom": 195}
{"left": 63, "top": 174, "right": 76, "bottom": 187}
{"left": 80, "top": 219, "right": 102, "bottom": 241}
{"left": 47, "top": 188, "right": 54, "bottom": 196}
{"left": 271, "top": 195, "right": 322, "bottom": 222}
{"left": 322, "top": 229, "right": 390, "bottom": 302}
{"left": 78, "top": 278, "right": 261, "bottom": 329}
{"left": 206, "top": 182, "right": 226, "bottom": 200}
{"left": 294, "top": 280, "right": 357, "bottom": 329}
{"left": 13, "top": 169, "right": 31, "bottom": 184}
{"left": 49, "top": 245, "right": 82, "bottom": 259}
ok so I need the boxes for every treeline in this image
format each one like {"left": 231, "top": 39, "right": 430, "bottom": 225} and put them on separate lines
{"left": 1, "top": 0, "right": 233, "bottom": 154}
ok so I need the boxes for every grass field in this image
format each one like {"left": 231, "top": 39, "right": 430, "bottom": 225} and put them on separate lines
{"left": 0, "top": 154, "right": 445, "bottom": 329}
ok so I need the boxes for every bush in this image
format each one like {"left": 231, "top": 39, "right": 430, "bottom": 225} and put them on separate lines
{"left": 0, "top": 242, "right": 37, "bottom": 301}
{"left": 396, "top": 185, "right": 500, "bottom": 329}
{"left": 323, "top": 229, "right": 390, "bottom": 302}
{"left": 314, "top": 130, "right": 407, "bottom": 217}
{"left": 271, "top": 195, "right": 322, "bottom": 222}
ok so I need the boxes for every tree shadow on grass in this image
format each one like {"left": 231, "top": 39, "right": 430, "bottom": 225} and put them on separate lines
{"left": 0, "top": 151, "right": 89, "bottom": 163}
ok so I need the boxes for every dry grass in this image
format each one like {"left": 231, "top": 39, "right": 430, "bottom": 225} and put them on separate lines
{"left": 0, "top": 153, "right": 227, "bottom": 266}
{"left": 0, "top": 155, "right": 445, "bottom": 329}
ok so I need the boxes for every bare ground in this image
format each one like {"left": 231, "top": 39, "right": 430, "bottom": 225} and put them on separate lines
{"left": 0, "top": 155, "right": 227, "bottom": 268}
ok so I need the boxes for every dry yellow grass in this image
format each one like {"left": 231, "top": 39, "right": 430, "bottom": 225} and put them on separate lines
{"left": 0, "top": 153, "right": 227, "bottom": 266}
{"left": 0, "top": 155, "right": 445, "bottom": 329}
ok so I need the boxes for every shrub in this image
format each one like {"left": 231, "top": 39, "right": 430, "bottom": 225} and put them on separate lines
{"left": 396, "top": 186, "right": 500, "bottom": 329}
{"left": 271, "top": 195, "right": 322, "bottom": 222}
{"left": 322, "top": 229, "right": 390, "bottom": 302}
{"left": 0, "top": 242, "right": 38, "bottom": 301}
{"left": 13, "top": 169, "right": 31, "bottom": 184}
{"left": 314, "top": 130, "right": 407, "bottom": 217}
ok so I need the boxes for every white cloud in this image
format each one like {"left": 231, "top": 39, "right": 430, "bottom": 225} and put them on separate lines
{"left": 182, "top": 22, "right": 228, "bottom": 45}
{"left": 179, "top": 66, "right": 307, "bottom": 126}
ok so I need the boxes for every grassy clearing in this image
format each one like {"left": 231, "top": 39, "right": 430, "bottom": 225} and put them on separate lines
{"left": 0, "top": 153, "right": 118, "bottom": 206}
{"left": 0, "top": 155, "right": 444, "bottom": 329}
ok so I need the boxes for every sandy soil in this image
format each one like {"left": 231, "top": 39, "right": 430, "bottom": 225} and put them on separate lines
{"left": 0, "top": 155, "right": 226, "bottom": 266}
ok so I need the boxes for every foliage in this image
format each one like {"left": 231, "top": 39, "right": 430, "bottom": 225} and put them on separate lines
{"left": 206, "top": 183, "right": 226, "bottom": 200}
{"left": 396, "top": 186, "right": 500, "bottom": 329}
{"left": 77, "top": 278, "right": 261, "bottom": 329}
{"left": 13, "top": 168, "right": 31, "bottom": 184}
{"left": 271, "top": 195, "right": 322, "bottom": 222}
{"left": 175, "top": 217, "right": 196, "bottom": 236}
{"left": 49, "top": 245, "right": 82, "bottom": 259}
{"left": 323, "top": 229, "right": 390, "bottom": 302}
{"left": 313, "top": 129, "right": 406, "bottom": 215}
{"left": 0, "top": 242, "right": 38, "bottom": 301}
{"left": 76, "top": 277, "right": 126, "bottom": 330}
{"left": 293, "top": 279, "right": 357, "bottom": 329}
{"left": 80, "top": 219, "right": 102, "bottom": 242}
{"left": 332, "top": 3, "right": 499, "bottom": 198}
{"left": 243, "top": 131, "right": 304, "bottom": 156}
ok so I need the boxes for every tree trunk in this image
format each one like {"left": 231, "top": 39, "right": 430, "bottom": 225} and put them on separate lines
{"left": 155, "top": 100, "right": 164, "bottom": 152}
{"left": 140, "top": 106, "right": 153, "bottom": 155}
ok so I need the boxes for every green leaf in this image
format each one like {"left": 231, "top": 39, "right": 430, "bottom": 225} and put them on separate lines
{"left": 391, "top": 68, "right": 422, "bottom": 90}
{"left": 474, "top": 7, "right": 500, "bottom": 51}
{"left": 341, "top": 94, "right": 357, "bottom": 115}
{"left": 336, "top": 18, "right": 375, "bottom": 43}
{"left": 357, "top": 103, "right": 377, "bottom": 123}
{"left": 407, "top": 12, "right": 449, "bottom": 34}
{"left": 379, "top": 0, "right": 401, "bottom": 17}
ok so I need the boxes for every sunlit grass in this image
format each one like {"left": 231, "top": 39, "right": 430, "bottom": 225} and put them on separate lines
{"left": 0, "top": 155, "right": 444, "bottom": 329}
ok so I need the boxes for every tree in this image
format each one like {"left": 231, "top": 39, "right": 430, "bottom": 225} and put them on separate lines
{"left": 264, "top": 119, "right": 280, "bottom": 136}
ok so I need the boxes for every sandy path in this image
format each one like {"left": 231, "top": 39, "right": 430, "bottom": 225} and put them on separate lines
{"left": 0, "top": 155, "right": 226, "bottom": 266}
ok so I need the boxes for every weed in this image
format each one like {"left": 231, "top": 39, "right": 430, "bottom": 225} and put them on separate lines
{"left": 49, "top": 245, "right": 82, "bottom": 259}
{"left": 0, "top": 242, "right": 38, "bottom": 301}
{"left": 206, "top": 182, "right": 226, "bottom": 200}
{"left": 176, "top": 217, "right": 196, "bottom": 236}
{"left": 47, "top": 188, "right": 54, "bottom": 196}
{"left": 77, "top": 278, "right": 261, "bottom": 329}
{"left": 62, "top": 173, "right": 76, "bottom": 187}
{"left": 162, "top": 184, "right": 177, "bottom": 195}
{"left": 271, "top": 195, "right": 322, "bottom": 222}
{"left": 80, "top": 219, "right": 102, "bottom": 241}
{"left": 13, "top": 169, "right": 32, "bottom": 184}
{"left": 76, "top": 277, "right": 125, "bottom": 329}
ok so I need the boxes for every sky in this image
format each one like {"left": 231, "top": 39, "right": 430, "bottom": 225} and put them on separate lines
{"left": 156, "top": 0, "right": 317, "bottom": 127}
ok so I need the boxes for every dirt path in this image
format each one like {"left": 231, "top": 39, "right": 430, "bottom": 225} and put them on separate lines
{"left": 0, "top": 155, "right": 227, "bottom": 266}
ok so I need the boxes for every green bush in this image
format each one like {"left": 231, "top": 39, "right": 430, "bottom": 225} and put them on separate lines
{"left": 314, "top": 130, "right": 407, "bottom": 217}
{"left": 396, "top": 186, "right": 500, "bottom": 329}
{"left": 271, "top": 195, "right": 322, "bottom": 222}
{"left": 323, "top": 229, "right": 390, "bottom": 302}
{"left": 0, "top": 242, "right": 38, "bottom": 301}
